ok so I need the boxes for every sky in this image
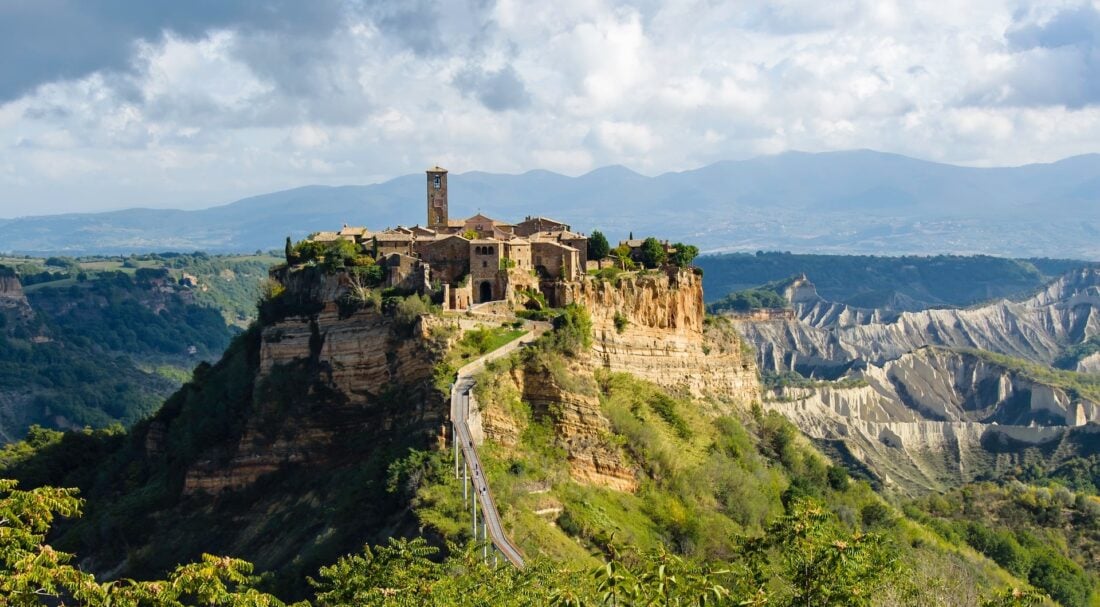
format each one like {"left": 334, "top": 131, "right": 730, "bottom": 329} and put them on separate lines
{"left": 1, "top": 0, "right": 1099, "bottom": 217}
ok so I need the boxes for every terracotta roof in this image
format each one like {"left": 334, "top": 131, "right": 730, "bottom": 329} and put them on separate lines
{"left": 375, "top": 232, "right": 414, "bottom": 242}
{"left": 518, "top": 216, "right": 568, "bottom": 225}
{"left": 528, "top": 229, "right": 586, "bottom": 241}
{"left": 532, "top": 240, "right": 578, "bottom": 253}
{"left": 427, "top": 165, "right": 448, "bottom": 173}
{"left": 311, "top": 231, "right": 340, "bottom": 242}
{"left": 425, "top": 233, "right": 470, "bottom": 245}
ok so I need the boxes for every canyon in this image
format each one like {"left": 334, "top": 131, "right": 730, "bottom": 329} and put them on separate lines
{"left": 734, "top": 269, "right": 1100, "bottom": 494}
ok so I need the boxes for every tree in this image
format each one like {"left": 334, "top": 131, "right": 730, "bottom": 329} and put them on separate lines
{"left": 639, "top": 237, "right": 667, "bottom": 269}
{"left": 587, "top": 231, "right": 610, "bottom": 261}
{"left": 669, "top": 243, "right": 699, "bottom": 268}
{"left": 743, "top": 498, "right": 899, "bottom": 607}
{"left": 612, "top": 244, "right": 634, "bottom": 270}
{"left": 285, "top": 236, "right": 295, "bottom": 264}
{"left": 0, "top": 478, "right": 302, "bottom": 607}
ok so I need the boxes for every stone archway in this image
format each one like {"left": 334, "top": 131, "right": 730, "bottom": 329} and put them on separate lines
{"left": 479, "top": 280, "right": 493, "bottom": 302}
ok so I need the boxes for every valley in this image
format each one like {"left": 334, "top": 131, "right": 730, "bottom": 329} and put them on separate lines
{"left": 728, "top": 269, "right": 1100, "bottom": 497}
{"left": 3, "top": 243, "right": 1099, "bottom": 605}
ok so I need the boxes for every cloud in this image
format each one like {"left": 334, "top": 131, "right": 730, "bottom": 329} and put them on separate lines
{"left": 452, "top": 64, "right": 531, "bottom": 111}
{"left": 2, "top": 0, "right": 1100, "bottom": 217}
{"left": 0, "top": 0, "right": 348, "bottom": 103}
{"left": 966, "top": 3, "right": 1100, "bottom": 108}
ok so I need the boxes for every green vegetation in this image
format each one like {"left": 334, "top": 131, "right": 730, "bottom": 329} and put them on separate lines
{"left": 1054, "top": 335, "right": 1100, "bottom": 370}
{"left": 761, "top": 370, "right": 868, "bottom": 393}
{"left": 7, "top": 252, "right": 278, "bottom": 326}
{"left": 0, "top": 267, "right": 238, "bottom": 441}
{"left": 906, "top": 482, "right": 1099, "bottom": 606}
{"left": 433, "top": 324, "right": 528, "bottom": 395}
{"left": 613, "top": 310, "right": 629, "bottom": 334}
{"left": 708, "top": 287, "right": 789, "bottom": 314}
{"left": 587, "top": 230, "right": 610, "bottom": 261}
{"left": 639, "top": 237, "right": 667, "bottom": 269}
{"left": 697, "top": 252, "right": 1092, "bottom": 308}
{"left": 959, "top": 347, "right": 1100, "bottom": 403}
{"left": 668, "top": 242, "right": 699, "bottom": 268}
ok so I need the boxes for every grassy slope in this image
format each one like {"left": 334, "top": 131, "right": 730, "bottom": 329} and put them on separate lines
{"left": 408, "top": 338, "right": 1034, "bottom": 604}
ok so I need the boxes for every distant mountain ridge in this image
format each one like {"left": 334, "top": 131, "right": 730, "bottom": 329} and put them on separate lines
{"left": 3, "top": 149, "right": 1100, "bottom": 257}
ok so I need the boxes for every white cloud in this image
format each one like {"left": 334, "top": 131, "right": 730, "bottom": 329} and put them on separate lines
{"left": 0, "top": 0, "right": 1099, "bottom": 216}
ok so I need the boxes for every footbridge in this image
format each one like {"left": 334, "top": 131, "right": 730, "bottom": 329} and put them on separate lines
{"left": 449, "top": 320, "right": 548, "bottom": 568}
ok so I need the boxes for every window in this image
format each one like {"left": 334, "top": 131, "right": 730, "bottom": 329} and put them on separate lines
{"left": 482, "top": 261, "right": 488, "bottom": 268}
{"left": 433, "top": 175, "right": 441, "bottom": 189}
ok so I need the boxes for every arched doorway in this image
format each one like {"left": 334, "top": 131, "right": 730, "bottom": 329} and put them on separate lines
{"left": 479, "top": 281, "right": 493, "bottom": 302}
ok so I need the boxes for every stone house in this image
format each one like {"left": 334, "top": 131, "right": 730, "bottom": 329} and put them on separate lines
{"left": 307, "top": 166, "right": 589, "bottom": 310}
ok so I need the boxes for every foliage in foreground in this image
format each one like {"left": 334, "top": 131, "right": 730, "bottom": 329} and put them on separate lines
{"left": 8, "top": 474, "right": 1007, "bottom": 607}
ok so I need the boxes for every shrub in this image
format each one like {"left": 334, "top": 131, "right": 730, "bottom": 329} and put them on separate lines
{"left": 587, "top": 230, "right": 610, "bottom": 260}
{"left": 669, "top": 242, "right": 699, "bottom": 267}
{"left": 613, "top": 311, "right": 629, "bottom": 334}
{"left": 394, "top": 294, "right": 431, "bottom": 328}
{"left": 640, "top": 237, "right": 667, "bottom": 269}
{"left": 551, "top": 304, "right": 592, "bottom": 354}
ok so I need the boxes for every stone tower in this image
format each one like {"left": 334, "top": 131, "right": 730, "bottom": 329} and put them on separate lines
{"left": 426, "top": 166, "right": 448, "bottom": 229}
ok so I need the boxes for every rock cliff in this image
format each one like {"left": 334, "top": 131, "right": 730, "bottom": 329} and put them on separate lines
{"left": 746, "top": 270, "right": 1100, "bottom": 375}
{"left": 765, "top": 347, "right": 1100, "bottom": 494}
{"left": 733, "top": 269, "right": 1100, "bottom": 494}
{"left": 0, "top": 267, "right": 34, "bottom": 327}
{"left": 183, "top": 273, "right": 451, "bottom": 494}
{"left": 562, "top": 269, "right": 760, "bottom": 404}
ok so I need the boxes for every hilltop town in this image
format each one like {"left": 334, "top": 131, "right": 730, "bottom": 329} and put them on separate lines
{"left": 298, "top": 166, "right": 693, "bottom": 311}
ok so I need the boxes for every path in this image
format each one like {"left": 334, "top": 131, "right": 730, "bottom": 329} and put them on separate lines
{"left": 450, "top": 319, "right": 549, "bottom": 568}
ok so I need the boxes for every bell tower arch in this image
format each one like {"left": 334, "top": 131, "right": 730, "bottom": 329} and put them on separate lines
{"left": 426, "top": 166, "right": 448, "bottom": 229}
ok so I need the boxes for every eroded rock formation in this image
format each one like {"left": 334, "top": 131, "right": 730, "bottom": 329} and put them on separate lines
{"left": 563, "top": 269, "right": 761, "bottom": 404}
{"left": 745, "top": 270, "right": 1100, "bottom": 375}
{"left": 184, "top": 302, "right": 449, "bottom": 494}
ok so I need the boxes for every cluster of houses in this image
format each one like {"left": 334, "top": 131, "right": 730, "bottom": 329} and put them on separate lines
{"left": 308, "top": 166, "right": 673, "bottom": 310}
{"left": 306, "top": 167, "right": 584, "bottom": 309}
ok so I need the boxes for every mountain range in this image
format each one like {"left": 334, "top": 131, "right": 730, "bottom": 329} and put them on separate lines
{"left": 2, "top": 149, "right": 1100, "bottom": 258}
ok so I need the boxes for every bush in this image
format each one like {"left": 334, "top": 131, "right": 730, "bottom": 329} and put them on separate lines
{"left": 669, "top": 242, "right": 699, "bottom": 268}
{"left": 613, "top": 311, "right": 629, "bottom": 334}
{"left": 394, "top": 294, "right": 431, "bottom": 328}
{"left": 587, "top": 230, "right": 610, "bottom": 260}
{"left": 827, "top": 465, "right": 850, "bottom": 490}
{"left": 640, "top": 237, "right": 667, "bottom": 269}
{"left": 551, "top": 304, "right": 592, "bottom": 354}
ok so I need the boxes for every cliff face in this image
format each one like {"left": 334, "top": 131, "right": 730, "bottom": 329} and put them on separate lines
{"left": 765, "top": 347, "right": 1100, "bottom": 494}
{"left": 473, "top": 359, "right": 637, "bottom": 492}
{"left": 184, "top": 300, "right": 449, "bottom": 495}
{"left": 469, "top": 268, "right": 761, "bottom": 493}
{"left": 562, "top": 269, "right": 760, "bottom": 404}
{"left": 0, "top": 268, "right": 33, "bottom": 326}
{"left": 188, "top": 267, "right": 761, "bottom": 497}
{"left": 747, "top": 270, "right": 1100, "bottom": 375}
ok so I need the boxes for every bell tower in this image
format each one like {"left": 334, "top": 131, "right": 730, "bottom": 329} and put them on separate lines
{"left": 426, "top": 166, "right": 448, "bottom": 229}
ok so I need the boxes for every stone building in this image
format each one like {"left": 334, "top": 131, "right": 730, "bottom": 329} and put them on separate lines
{"left": 308, "top": 166, "right": 589, "bottom": 309}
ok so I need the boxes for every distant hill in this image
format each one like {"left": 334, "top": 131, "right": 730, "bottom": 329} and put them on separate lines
{"left": 697, "top": 252, "right": 1091, "bottom": 308}
{"left": 2, "top": 150, "right": 1100, "bottom": 258}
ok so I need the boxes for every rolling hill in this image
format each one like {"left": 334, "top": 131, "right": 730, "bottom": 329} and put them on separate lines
{"left": 1, "top": 150, "right": 1099, "bottom": 258}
